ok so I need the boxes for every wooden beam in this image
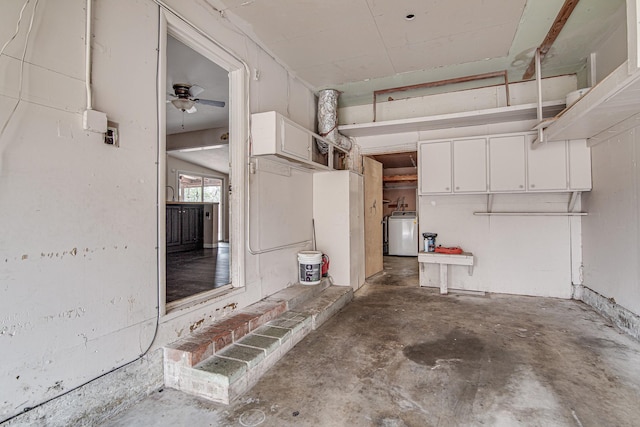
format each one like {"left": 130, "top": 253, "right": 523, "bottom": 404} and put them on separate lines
{"left": 522, "top": 0, "right": 581, "bottom": 80}
{"left": 383, "top": 174, "right": 418, "bottom": 182}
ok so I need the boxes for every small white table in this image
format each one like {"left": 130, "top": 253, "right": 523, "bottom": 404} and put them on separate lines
{"left": 418, "top": 251, "right": 474, "bottom": 295}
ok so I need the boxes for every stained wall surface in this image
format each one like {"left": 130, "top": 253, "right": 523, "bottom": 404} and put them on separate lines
{"left": 582, "top": 128, "right": 640, "bottom": 315}
{"left": 0, "top": 0, "right": 315, "bottom": 420}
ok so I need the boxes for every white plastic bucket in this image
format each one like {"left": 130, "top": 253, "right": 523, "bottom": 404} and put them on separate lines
{"left": 298, "top": 251, "right": 322, "bottom": 285}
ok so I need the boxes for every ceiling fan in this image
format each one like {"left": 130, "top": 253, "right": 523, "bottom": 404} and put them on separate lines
{"left": 168, "top": 83, "right": 225, "bottom": 114}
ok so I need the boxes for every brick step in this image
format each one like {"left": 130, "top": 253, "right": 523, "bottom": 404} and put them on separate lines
{"left": 163, "top": 283, "right": 352, "bottom": 404}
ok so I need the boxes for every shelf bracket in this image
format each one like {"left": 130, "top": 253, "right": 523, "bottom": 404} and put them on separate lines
{"left": 568, "top": 191, "right": 581, "bottom": 213}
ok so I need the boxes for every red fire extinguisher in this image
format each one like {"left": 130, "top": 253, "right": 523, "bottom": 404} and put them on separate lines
{"left": 321, "top": 254, "right": 330, "bottom": 277}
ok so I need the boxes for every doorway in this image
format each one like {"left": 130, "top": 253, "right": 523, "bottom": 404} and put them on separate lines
{"left": 367, "top": 151, "right": 420, "bottom": 276}
{"left": 159, "top": 11, "right": 247, "bottom": 313}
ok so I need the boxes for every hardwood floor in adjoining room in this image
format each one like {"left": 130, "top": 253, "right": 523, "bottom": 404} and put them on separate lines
{"left": 166, "top": 245, "right": 230, "bottom": 303}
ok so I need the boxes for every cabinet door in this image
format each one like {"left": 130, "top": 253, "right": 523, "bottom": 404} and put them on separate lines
{"left": 195, "top": 207, "right": 204, "bottom": 246}
{"left": 180, "top": 206, "right": 193, "bottom": 245}
{"left": 568, "top": 139, "right": 592, "bottom": 190}
{"left": 527, "top": 140, "right": 567, "bottom": 191}
{"left": 453, "top": 138, "right": 487, "bottom": 192}
{"left": 180, "top": 206, "right": 198, "bottom": 245}
{"left": 280, "top": 118, "right": 310, "bottom": 162}
{"left": 489, "top": 135, "right": 526, "bottom": 192}
{"left": 166, "top": 205, "right": 181, "bottom": 248}
{"left": 419, "top": 141, "right": 452, "bottom": 194}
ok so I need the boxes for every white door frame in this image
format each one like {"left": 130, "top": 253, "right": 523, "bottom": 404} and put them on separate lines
{"left": 158, "top": 9, "right": 247, "bottom": 315}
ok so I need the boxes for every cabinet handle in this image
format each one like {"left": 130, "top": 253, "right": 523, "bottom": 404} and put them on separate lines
{"left": 455, "top": 186, "right": 460, "bottom": 190}
{"left": 445, "top": 187, "right": 450, "bottom": 191}
{"left": 519, "top": 185, "right": 524, "bottom": 189}
{"left": 531, "top": 184, "right": 536, "bottom": 188}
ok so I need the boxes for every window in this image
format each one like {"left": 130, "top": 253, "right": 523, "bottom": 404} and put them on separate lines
{"left": 179, "top": 173, "right": 223, "bottom": 203}
{"left": 204, "top": 177, "right": 222, "bottom": 203}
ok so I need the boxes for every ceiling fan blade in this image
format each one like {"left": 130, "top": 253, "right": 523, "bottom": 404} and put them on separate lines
{"left": 185, "top": 105, "right": 197, "bottom": 114}
{"left": 196, "top": 98, "right": 226, "bottom": 108}
{"left": 189, "top": 85, "right": 205, "bottom": 97}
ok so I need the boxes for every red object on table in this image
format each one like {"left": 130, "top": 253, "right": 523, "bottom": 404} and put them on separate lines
{"left": 434, "top": 246, "right": 463, "bottom": 254}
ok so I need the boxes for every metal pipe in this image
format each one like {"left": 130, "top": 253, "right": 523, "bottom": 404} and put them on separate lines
{"left": 85, "top": 0, "right": 93, "bottom": 109}
{"left": 474, "top": 212, "right": 587, "bottom": 216}
{"left": 536, "top": 49, "right": 543, "bottom": 122}
{"left": 535, "top": 48, "right": 544, "bottom": 145}
{"left": 317, "top": 89, "right": 352, "bottom": 152}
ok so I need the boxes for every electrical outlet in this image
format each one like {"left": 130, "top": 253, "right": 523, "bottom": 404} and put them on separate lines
{"left": 105, "top": 121, "right": 119, "bottom": 147}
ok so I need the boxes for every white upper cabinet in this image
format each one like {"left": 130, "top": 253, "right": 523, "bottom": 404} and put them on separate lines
{"left": 280, "top": 119, "right": 311, "bottom": 162}
{"left": 527, "top": 138, "right": 568, "bottom": 191}
{"left": 568, "top": 139, "right": 592, "bottom": 190}
{"left": 489, "top": 135, "right": 526, "bottom": 192}
{"left": 419, "top": 141, "right": 452, "bottom": 194}
{"left": 453, "top": 138, "right": 487, "bottom": 193}
{"left": 251, "top": 111, "right": 344, "bottom": 170}
{"left": 414, "top": 132, "right": 591, "bottom": 196}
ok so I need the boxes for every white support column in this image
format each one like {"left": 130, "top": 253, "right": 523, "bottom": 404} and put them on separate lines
{"left": 440, "top": 265, "right": 449, "bottom": 295}
{"left": 419, "top": 263, "right": 427, "bottom": 287}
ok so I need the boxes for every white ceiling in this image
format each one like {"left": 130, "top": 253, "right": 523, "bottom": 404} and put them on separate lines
{"left": 166, "top": 0, "right": 626, "bottom": 172}
{"left": 168, "top": 146, "right": 230, "bottom": 174}
{"left": 212, "top": 0, "right": 625, "bottom": 105}
{"left": 166, "top": 35, "right": 229, "bottom": 135}
{"left": 166, "top": 35, "right": 230, "bottom": 173}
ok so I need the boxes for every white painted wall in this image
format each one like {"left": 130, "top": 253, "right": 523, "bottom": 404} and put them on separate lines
{"left": 582, "top": 128, "right": 640, "bottom": 315}
{"left": 592, "top": 2, "right": 628, "bottom": 83}
{"left": 419, "top": 194, "right": 576, "bottom": 298}
{"left": 0, "top": 0, "right": 316, "bottom": 421}
{"left": 344, "top": 74, "right": 584, "bottom": 300}
{"left": 339, "top": 75, "right": 577, "bottom": 125}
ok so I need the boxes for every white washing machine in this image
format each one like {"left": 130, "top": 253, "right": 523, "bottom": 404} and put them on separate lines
{"left": 387, "top": 211, "right": 418, "bottom": 256}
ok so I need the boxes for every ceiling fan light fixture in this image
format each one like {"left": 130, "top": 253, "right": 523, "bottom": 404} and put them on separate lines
{"left": 171, "top": 98, "right": 196, "bottom": 111}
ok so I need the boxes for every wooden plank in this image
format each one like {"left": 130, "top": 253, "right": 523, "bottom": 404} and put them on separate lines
{"left": 383, "top": 174, "right": 418, "bottom": 182}
{"left": 363, "top": 157, "right": 384, "bottom": 278}
{"left": 374, "top": 71, "right": 508, "bottom": 96}
{"left": 523, "top": 0, "right": 581, "bottom": 79}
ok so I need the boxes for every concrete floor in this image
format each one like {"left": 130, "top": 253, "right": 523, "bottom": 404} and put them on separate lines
{"left": 104, "top": 256, "right": 640, "bottom": 426}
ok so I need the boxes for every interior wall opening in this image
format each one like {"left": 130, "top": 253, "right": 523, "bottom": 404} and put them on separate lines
{"left": 159, "top": 10, "right": 247, "bottom": 314}
{"left": 367, "top": 151, "right": 419, "bottom": 272}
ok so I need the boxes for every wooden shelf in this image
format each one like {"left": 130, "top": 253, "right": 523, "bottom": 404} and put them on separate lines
{"left": 338, "top": 100, "right": 566, "bottom": 138}
{"left": 544, "top": 61, "right": 640, "bottom": 143}
{"left": 383, "top": 174, "right": 418, "bottom": 182}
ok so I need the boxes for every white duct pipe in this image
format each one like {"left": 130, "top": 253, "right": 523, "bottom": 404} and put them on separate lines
{"left": 317, "top": 89, "right": 352, "bottom": 152}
